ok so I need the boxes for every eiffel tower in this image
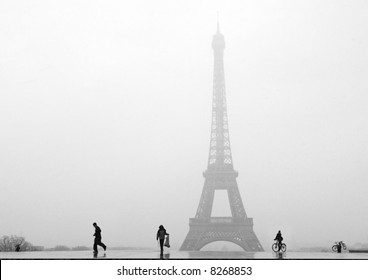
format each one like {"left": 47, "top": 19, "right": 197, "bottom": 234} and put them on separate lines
{"left": 180, "top": 23, "right": 263, "bottom": 251}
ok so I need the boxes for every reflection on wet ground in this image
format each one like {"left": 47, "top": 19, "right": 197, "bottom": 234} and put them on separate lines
{"left": 1, "top": 249, "right": 368, "bottom": 259}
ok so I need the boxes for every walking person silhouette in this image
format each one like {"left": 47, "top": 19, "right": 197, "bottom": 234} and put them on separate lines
{"left": 93, "top": 222, "right": 107, "bottom": 256}
{"left": 156, "top": 225, "right": 169, "bottom": 255}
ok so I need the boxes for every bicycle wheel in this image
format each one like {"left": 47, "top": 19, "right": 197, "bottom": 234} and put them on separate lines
{"left": 281, "top": 243, "right": 287, "bottom": 252}
{"left": 332, "top": 245, "right": 338, "bottom": 252}
{"left": 272, "top": 243, "right": 279, "bottom": 252}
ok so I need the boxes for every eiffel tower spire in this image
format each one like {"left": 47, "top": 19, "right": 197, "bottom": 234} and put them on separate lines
{"left": 180, "top": 22, "right": 263, "bottom": 252}
{"left": 208, "top": 16, "right": 233, "bottom": 170}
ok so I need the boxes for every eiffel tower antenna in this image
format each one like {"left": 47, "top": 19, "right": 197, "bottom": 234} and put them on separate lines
{"left": 180, "top": 21, "right": 263, "bottom": 252}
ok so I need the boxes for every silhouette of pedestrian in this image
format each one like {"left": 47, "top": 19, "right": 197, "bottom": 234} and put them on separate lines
{"left": 15, "top": 244, "right": 21, "bottom": 252}
{"left": 156, "top": 225, "right": 169, "bottom": 255}
{"left": 93, "top": 222, "right": 107, "bottom": 255}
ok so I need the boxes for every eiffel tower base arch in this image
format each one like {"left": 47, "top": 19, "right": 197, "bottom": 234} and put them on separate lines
{"left": 180, "top": 218, "right": 263, "bottom": 251}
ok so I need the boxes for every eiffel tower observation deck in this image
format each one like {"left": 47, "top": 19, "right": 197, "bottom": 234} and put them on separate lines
{"left": 180, "top": 22, "right": 263, "bottom": 251}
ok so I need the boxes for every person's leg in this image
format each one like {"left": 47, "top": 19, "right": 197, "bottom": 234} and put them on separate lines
{"left": 93, "top": 238, "right": 98, "bottom": 252}
{"left": 99, "top": 241, "right": 106, "bottom": 251}
{"left": 96, "top": 238, "right": 105, "bottom": 250}
{"left": 159, "top": 239, "right": 164, "bottom": 253}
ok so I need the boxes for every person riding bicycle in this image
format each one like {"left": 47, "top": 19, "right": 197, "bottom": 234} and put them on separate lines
{"left": 274, "top": 230, "right": 283, "bottom": 251}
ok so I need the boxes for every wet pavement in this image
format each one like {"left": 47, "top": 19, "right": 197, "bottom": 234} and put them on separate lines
{"left": 1, "top": 249, "right": 368, "bottom": 259}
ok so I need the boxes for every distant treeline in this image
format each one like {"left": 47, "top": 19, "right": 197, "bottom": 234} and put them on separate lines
{"left": 45, "top": 246, "right": 149, "bottom": 251}
{"left": 0, "top": 235, "right": 42, "bottom": 252}
{"left": 298, "top": 242, "right": 368, "bottom": 252}
{"left": 1, "top": 235, "right": 151, "bottom": 252}
{"left": 45, "top": 245, "right": 91, "bottom": 251}
{"left": 0, "top": 235, "right": 92, "bottom": 252}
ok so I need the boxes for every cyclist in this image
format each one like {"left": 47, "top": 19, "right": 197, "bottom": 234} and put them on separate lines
{"left": 274, "top": 230, "right": 283, "bottom": 251}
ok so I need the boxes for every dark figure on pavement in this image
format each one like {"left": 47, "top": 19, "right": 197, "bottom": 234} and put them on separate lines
{"left": 156, "top": 225, "right": 169, "bottom": 255}
{"left": 93, "top": 222, "right": 107, "bottom": 254}
{"left": 15, "top": 244, "right": 21, "bottom": 252}
{"left": 337, "top": 242, "right": 342, "bottom": 253}
{"left": 274, "top": 230, "right": 283, "bottom": 251}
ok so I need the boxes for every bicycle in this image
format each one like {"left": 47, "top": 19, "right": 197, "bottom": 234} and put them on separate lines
{"left": 272, "top": 241, "right": 287, "bottom": 252}
{"left": 332, "top": 241, "right": 346, "bottom": 252}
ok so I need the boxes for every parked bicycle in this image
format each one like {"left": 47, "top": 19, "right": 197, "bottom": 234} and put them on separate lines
{"left": 272, "top": 241, "right": 287, "bottom": 252}
{"left": 332, "top": 241, "right": 346, "bottom": 252}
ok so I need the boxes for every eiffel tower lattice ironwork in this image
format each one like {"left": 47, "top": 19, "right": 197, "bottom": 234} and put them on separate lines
{"left": 180, "top": 23, "right": 263, "bottom": 251}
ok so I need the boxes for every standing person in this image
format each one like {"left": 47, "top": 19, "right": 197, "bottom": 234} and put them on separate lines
{"left": 15, "top": 244, "right": 21, "bottom": 252}
{"left": 93, "top": 222, "right": 107, "bottom": 254}
{"left": 156, "top": 225, "right": 169, "bottom": 254}
{"left": 274, "top": 230, "right": 283, "bottom": 251}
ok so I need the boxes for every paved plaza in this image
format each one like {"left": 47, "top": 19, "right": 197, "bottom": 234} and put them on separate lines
{"left": 1, "top": 249, "right": 367, "bottom": 260}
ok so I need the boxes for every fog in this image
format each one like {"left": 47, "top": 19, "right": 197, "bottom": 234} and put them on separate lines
{"left": 1, "top": 0, "right": 367, "bottom": 251}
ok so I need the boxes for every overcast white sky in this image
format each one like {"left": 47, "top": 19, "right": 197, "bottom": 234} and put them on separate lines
{"left": 1, "top": 0, "right": 368, "bottom": 251}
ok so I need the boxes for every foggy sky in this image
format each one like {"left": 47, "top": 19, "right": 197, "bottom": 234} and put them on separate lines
{"left": 1, "top": 0, "right": 368, "bottom": 251}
